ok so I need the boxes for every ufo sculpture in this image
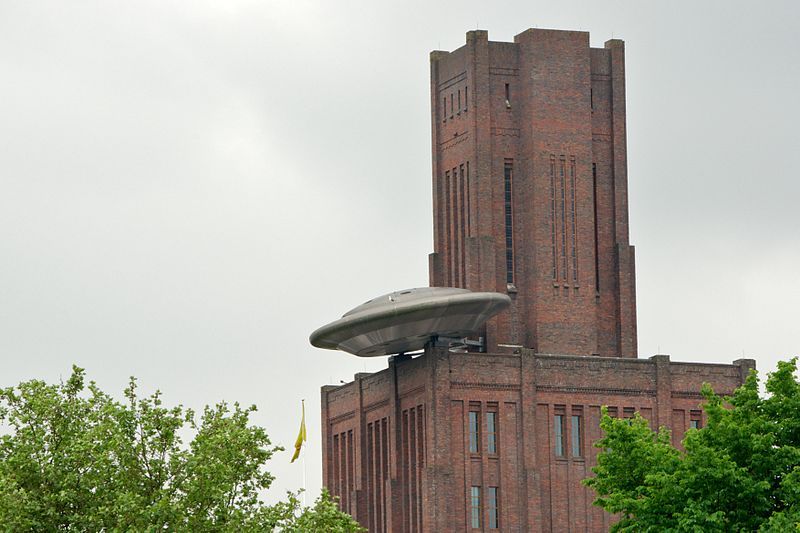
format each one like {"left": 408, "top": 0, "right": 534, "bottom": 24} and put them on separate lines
{"left": 309, "top": 287, "right": 511, "bottom": 357}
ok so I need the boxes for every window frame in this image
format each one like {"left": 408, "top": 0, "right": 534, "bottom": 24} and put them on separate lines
{"left": 468, "top": 410, "right": 480, "bottom": 454}
{"left": 487, "top": 486, "right": 499, "bottom": 529}
{"left": 486, "top": 411, "right": 497, "bottom": 455}
{"left": 571, "top": 412, "right": 582, "bottom": 458}
{"left": 554, "top": 412, "right": 566, "bottom": 458}
{"left": 470, "top": 486, "right": 481, "bottom": 529}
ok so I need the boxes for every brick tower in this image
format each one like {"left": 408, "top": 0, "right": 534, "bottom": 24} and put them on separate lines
{"left": 428, "top": 29, "right": 636, "bottom": 357}
{"left": 320, "top": 28, "right": 754, "bottom": 532}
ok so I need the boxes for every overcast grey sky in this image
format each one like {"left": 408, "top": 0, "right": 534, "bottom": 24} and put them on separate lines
{"left": 1, "top": 0, "right": 798, "bottom": 501}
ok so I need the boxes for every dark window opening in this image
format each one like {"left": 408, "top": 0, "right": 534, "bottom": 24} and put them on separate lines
{"left": 450, "top": 93, "right": 454, "bottom": 118}
{"left": 569, "top": 158, "right": 578, "bottom": 283}
{"left": 444, "top": 170, "right": 451, "bottom": 286}
{"left": 459, "top": 164, "right": 466, "bottom": 287}
{"left": 457, "top": 90, "right": 461, "bottom": 114}
{"left": 464, "top": 86, "right": 468, "bottom": 112}
{"left": 550, "top": 156, "right": 557, "bottom": 279}
{"left": 504, "top": 83, "right": 510, "bottom": 107}
{"left": 592, "top": 163, "right": 600, "bottom": 293}
{"left": 466, "top": 161, "right": 471, "bottom": 237}
{"left": 560, "top": 158, "right": 567, "bottom": 280}
{"left": 503, "top": 160, "right": 514, "bottom": 284}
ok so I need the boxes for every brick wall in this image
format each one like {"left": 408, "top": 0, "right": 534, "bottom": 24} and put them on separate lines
{"left": 322, "top": 348, "right": 754, "bottom": 531}
{"left": 429, "top": 29, "right": 636, "bottom": 357}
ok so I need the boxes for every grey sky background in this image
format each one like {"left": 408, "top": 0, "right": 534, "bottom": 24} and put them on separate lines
{"left": 1, "top": 0, "right": 798, "bottom": 502}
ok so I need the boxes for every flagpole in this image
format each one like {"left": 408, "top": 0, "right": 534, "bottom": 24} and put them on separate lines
{"left": 302, "top": 451, "right": 307, "bottom": 507}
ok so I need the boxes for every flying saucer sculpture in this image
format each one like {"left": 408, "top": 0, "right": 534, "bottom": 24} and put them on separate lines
{"left": 309, "top": 287, "right": 511, "bottom": 357}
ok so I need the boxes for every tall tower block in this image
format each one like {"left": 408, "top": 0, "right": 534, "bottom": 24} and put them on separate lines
{"left": 429, "top": 29, "right": 637, "bottom": 357}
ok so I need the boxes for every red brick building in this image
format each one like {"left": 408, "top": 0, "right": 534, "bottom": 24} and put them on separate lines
{"left": 320, "top": 28, "right": 754, "bottom": 532}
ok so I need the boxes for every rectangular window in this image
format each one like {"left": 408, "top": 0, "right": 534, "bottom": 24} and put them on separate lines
{"left": 569, "top": 158, "right": 578, "bottom": 283}
{"left": 554, "top": 414, "right": 565, "bottom": 457}
{"left": 464, "top": 86, "right": 468, "bottom": 112}
{"left": 487, "top": 412, "right": 497, "bottom": 454}
{"left": 592, "top": 163, "right": 600, "bottom": 292}
{"left": 488, "top": 487, "right": 499, "bottom": 529}
{"left": 571, "top": 414, "right": 582, "bottom": 457}
{"left": 623, "top": 407, "right": 635, "bottom": 419}
{"left": 444, "top": 170, "right": 451, "bottom": 286}
{"left": 504, "top": 83, "right": 510, "bottom": 104}
{"left": 450, "top": 93, "right": 454, "bottom": 117}
{"left": 466, "top": 161, "right": 471, "bottom": 236}
{"left": 443, "top": 96, "right": 447, "bottom": 121}
{"left": 560, "top": 158, "right": 567, "bottom": 280}
{"left": 504, "top": 160, "right": 514, "bottom": 284}
{"left": 469, "top": 411, "right": 479, "bottom": 453}
{"left": 471, "top": 486, "right": 481, "bottom": 529}
{"left": 458, "top": 89, "right": 461, "bottom": 114}
{"left": 550, "top": 156, "right": 557, "bottom": 279}
{"left": 607, "top": 406, "right": 618, "bottom": 418}
{"left": 459, "top": 163, "right": 466, "bottom": 287}
{"left": 690, "top": 410, "right": 702, "bottom": 429}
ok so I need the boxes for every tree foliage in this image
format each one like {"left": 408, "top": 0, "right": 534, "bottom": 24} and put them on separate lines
{"left": 584, "top": 358, "right": 800, "bottom": 532}
{"left": 0, "top": 366, "right": 363, "bottom": 532}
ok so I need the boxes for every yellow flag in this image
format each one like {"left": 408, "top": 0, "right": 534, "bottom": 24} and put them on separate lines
{"left": 291, "top": 400, "right": 307, "bottom": 463}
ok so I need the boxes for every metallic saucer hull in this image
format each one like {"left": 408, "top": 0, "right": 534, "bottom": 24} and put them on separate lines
{"left": 310, "top": 288, "right": 511, "bottom": 357}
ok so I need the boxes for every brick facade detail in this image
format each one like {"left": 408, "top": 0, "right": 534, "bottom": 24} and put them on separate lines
{"left": 322, "top": 349, "right": 755, "bottom": 531}
{"left": 429, "top": 28, "right": 636, "bottom": 357}
{"left": 320, "top": 28, "right": 754, "bottom": 532}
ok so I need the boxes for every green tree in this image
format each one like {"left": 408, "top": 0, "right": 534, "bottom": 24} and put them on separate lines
{"left": 584, "top": 358, "right": 800, "bottom": 532}
{"left": 0, "top": 366, "right": 363, "bottom": 532}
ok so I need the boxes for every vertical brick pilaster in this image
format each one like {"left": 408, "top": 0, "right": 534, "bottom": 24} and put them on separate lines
{"left": 426, "top": 346, "right": 454, "bottom": 532}
{"left": 651, "top": 354, "right": 672, "bottom": 429}
{"left": 521, "top": 349, "right": 544, "bottom": 532}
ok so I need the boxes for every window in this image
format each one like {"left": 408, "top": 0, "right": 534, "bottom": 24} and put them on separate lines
{"left": 443, "top": 96, "right": 447, "bottom": 121}
{"left": 458, "top": 89, "right": 462, "bottom": 114}
{"left": 469, "top": 411, "right": 479, "bottom": 453}
{"left": 571, "top": 414, "right": 582, "bottom": 457}
{"left": 487, "top": 487, "right": 499, "bottom": 529}
{"left": 450, "top": 93, "right": 454, "bottom": 118}
{"left": 487, "top": 412, "right": 497, "bottom": 454}
{"left": 607, "top": 406, "right": 618, "bottom": 418}
{"left": 623, "top": 407, "right": 635, "bottom": 419}
{"left": 504, "top": 160, "right": 514, "bottom": 284}
{"left": 690, "top": 410, "right": 702, "bottom": 429}
{"left": 554, "top": 414, "right": 565, "bottom": 457}
{"left": 504, "top": 83, "right": 511, "bottom": 107}
{"left": 569, "top": 158, "right": 578, "bottom": 283}
{"left": 592, "top": 163, "right": 600, "bottom": 292}
{"left": 550, "top": 156, "right": 557, "bottom": 279}
{"left": 559, "top": 158, "right": 567, "bottom": 280}
{"left": 464, "top": 86, "right": 468, "bottom": 112}
{"left": 470, "top": 486, "right": 481, "bottom": 528}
